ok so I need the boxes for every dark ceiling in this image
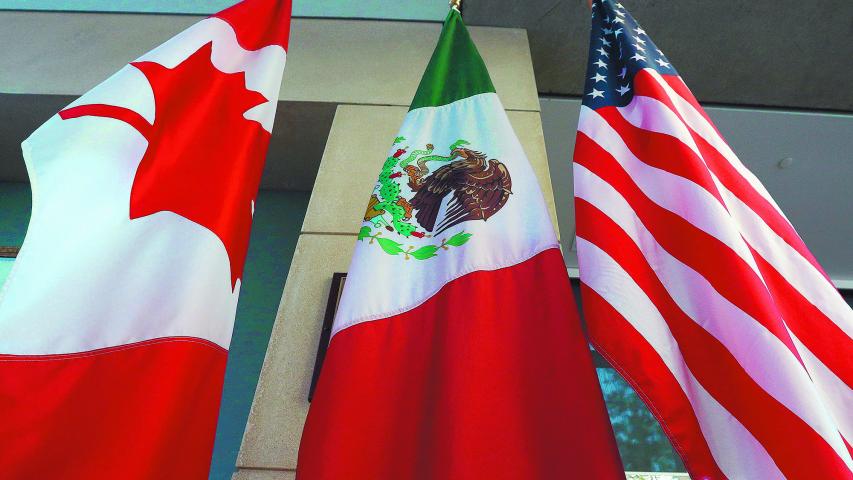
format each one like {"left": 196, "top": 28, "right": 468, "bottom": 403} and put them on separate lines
{"left": 465, "top": 0, "right": 853, "bottom": 111}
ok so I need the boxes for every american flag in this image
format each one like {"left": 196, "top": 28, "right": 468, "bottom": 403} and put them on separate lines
{"left": 574, "top": 1, "right": 853, "bottom": 478}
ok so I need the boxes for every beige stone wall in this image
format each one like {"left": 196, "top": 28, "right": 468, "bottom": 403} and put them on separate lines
{"left": 0, "top": 14, "right": 536, "bottom": 112}
{"left": 232, "top": 470, "right": 295, "bottom": 480}
{"left": 234, "top": 18, "right": 554, "bottom": 480}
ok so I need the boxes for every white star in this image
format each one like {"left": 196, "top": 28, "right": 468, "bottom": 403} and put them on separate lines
{"left": 602, "top": 27, "right": 614, "bottom": 35}
{"left": 616, "top": 84, "right": 631, "bottom": 96}
{"left": 615, "top": 10, "right": 626, "bottom": 17}
{"left": 655, "top": 58, "right": 671, "bottom": 68}
{"left": 588, "top": 88, "right": 605, "bottom": 99}
{"left": 631, "top": 52, "right": 646, "bottom": 62}
{"left": 636, "top": 37, "right": 647, "bottom": 45}
{"left": 656, "top": 48, "right": 664, "bottom": 55}
{"left": 636, "top": 27, "right": 646, "bottom": 35}
{"left": 616, "top": 2, "right": 624, "bottom": 7}
{"left": 600, "top": 37, "right": 612, "bottom": 47}
{"left": 614, "top": 28, "right": 624, "bottom": 38}
{"left": 597, "top": 47, "right": 609, "bottom": 57}
{"left": 613, "top": 16, "right": 625, "bottom": 24}
{"left": 594, "top": 58, "right": 608, "bottom": 69}
{"left": 634, "top": 44, "right": 646, "bottom": 52}
{"left": 590, "top": 72, "right": 607, "bottom": 83}
{"left": 618, "top": 66, "right": 627, "bottom": 79}
{"left": 603, "top": 15, "right": 611, "bottom": 23}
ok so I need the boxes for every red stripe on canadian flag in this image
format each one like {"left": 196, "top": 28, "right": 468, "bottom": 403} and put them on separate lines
{"left": 0, "top": 339, "right": 227, "bottom": 478}
{"left": 0, "top": 1, "right": 292, "bottom": 477}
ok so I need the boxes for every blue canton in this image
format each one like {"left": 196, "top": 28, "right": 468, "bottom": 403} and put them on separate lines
{"left": 583, "top": 0, "right": 677, "bottom": 109}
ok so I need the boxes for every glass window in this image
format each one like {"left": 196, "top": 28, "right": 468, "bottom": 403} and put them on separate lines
{"left": 596, "top": 364, "right": 686, "bottom": 473}
{"left": 571, "top": 277, "right": 687, "bottom": 476}
{"left": 0, "top": 257, "right": 14, "bottom": 290}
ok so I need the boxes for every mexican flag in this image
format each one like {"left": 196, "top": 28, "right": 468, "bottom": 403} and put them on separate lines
{"left": 0, "top": 0, "right": 291, "bottom": 477}
{"left": 298, "top": 9, "right": 624, "bottom": 479}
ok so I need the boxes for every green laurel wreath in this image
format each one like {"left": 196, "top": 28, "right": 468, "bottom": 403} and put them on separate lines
{"left": 358, "top": 226, "right": 472, "bottom": 260}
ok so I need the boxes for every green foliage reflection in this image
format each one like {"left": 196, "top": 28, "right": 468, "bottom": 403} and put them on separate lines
{"left": 596, "top": 367, "right": 686, "bottom": 472}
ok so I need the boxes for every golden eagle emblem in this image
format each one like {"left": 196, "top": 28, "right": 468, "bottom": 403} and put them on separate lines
{"left": 358, "top": 138, "right": 511, "bottom": 261}
{"left": 409, "top": 147, "right": 512, "bottom": 235}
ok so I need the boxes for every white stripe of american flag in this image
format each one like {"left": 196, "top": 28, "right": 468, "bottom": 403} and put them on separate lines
{"left": 576, "top": 233, "right": 785, "bottom": 479}
{"left": 573, "top": 153, "right": 849, "bottom": 463}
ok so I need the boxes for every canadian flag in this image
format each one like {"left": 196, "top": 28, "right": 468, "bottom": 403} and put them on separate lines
{"left": 0, "top": 1, "right": 291, "bottom": 477}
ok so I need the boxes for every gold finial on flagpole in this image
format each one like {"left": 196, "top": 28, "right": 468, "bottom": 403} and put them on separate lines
{"left": 450, "top": 0, "right": 463, "bottom": 13}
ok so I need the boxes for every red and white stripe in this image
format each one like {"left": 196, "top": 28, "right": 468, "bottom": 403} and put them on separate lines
{"left": 574, "top": 67, "right": 853, "bottom": 479}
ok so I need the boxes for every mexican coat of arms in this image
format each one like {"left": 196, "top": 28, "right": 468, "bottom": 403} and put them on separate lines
{"left": 359, "top": 137, "right": 513, "bottom": 260}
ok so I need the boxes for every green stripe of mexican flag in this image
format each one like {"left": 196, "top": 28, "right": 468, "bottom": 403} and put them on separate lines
{"left": 409, "top": 9, "right": 495, "bottom": 111}
{"left": 298, "top": 8, "right": 626, "bottom": 479}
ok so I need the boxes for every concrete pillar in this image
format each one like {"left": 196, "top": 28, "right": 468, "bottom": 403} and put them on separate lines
{"left": 233, "top": 18, "right": 556, "bottom": 479}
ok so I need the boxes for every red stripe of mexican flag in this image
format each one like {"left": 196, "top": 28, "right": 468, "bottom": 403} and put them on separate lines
{"left": 297, "top": 10, "right": 624, "bottom": 479}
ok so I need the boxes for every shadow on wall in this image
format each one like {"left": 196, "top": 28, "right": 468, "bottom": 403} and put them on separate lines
{"left": 210, "top": 190, "right": 310, "bottom": 480}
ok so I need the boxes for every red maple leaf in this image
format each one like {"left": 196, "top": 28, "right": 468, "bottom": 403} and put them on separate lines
{"left": 60, "top": 42, "right": 271, "bottom": 289}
